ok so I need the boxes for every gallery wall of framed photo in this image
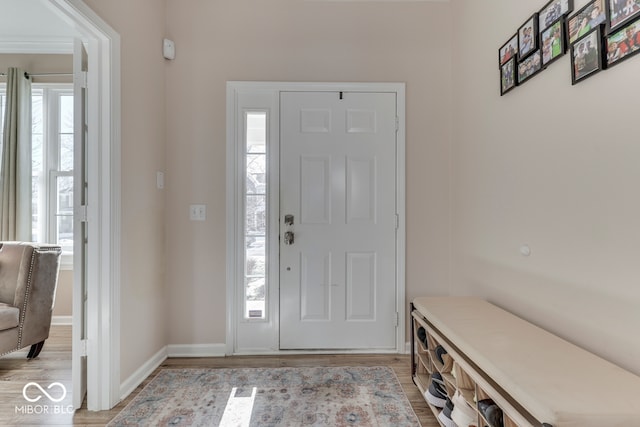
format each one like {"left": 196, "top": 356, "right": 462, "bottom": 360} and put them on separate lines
{"left": 500, "top": 0, "right": 640, "bottom": 95}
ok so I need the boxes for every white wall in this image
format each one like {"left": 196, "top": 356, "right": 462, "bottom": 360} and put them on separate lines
{"left": 73, "top": 0, "right": 640, "bottom": 387}
{"left": 164, "top": 0, "right": 453, "bottom": 345}
{"left": 0, "top": 53, "right": 72, "bottom": 83}
{"left": 83, "top": 0, "right": 168, "bottom": 382}
{"left": 451, "top": 0, "right": 640, "bottom": 375}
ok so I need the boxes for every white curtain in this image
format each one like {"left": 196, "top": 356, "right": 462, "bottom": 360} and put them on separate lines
{"left": 0, "top": 68, "right": 32, "bottom": 240}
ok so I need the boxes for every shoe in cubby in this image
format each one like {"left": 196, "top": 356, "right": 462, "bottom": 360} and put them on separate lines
{"left": 417, "top": 326, "right": 428, "bottom": 349}
{"left": 424, "top": 372, "right": 447, "bottom": 408}
{"left": 477, "top": 399, "right": 504, "bottom": 427}
{"left": 437, "top": 397, "right": 456, "bottom": 427}
{"left": 431, "top": 344, "right": 455, "bottom": 374}
{"left": 451, "top": 390, "right": 477, "bottom": 427}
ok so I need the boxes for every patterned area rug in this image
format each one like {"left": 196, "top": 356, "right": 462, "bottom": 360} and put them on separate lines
{"left": 107, "top": 366, "right": 420, "bottom": 426}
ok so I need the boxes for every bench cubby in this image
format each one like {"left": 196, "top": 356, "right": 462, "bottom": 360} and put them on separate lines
{"left": 411, "top": 296, "right": 640, "bottom": 427}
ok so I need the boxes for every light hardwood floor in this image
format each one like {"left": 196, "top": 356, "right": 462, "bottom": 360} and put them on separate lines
{"left": 0, "top": 326, "right": 438, "bottom": 426}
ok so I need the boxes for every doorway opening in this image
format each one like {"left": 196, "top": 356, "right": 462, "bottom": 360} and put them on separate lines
{"left": 0, "top": 0, "right": 121, "bottom": 411}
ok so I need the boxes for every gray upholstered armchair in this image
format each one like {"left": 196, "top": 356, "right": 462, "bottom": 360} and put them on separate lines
{"left": 0, "top": 242, "right": 62, "bottom": 359}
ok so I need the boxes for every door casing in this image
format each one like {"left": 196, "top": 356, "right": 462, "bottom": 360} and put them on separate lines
{"left": 226, "top": 82, "right": 406, "bottom": 355}
{"left": 46, "top": 0, "right": 122, "bottom": 411}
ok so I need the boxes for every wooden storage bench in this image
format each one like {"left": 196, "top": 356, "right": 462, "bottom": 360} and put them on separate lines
{"left": 411, "top": 296, "right": 640, "bottom": 427}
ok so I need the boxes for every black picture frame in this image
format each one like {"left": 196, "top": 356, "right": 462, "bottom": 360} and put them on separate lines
{"left": 517, "top": 50, "right": 543, "bottom": 83}
{"left": 499, "top": 34, "right": 519, "bottom": 67}
{"left": 567, "top": 0, "right": 608, "bottom": 44}
{"left": 605, "top": 17, "right": 640, "bottom": 66}
{"left": 518, "top": 14, "right": 539, "bottom": 60}
{"left": 571, "top": 26, "right": 605, "bottom": 84}
{"left": 607, "top": 0, "right": 640, "bottom": 33}
{"left": 539, "top": 0, "right": 574, "bottom": 31}
{"left": 500, "top": 57, "right": 518, "bottom": 95}
{"left": 542, "top": 18, "right": 567, "bottom": 67}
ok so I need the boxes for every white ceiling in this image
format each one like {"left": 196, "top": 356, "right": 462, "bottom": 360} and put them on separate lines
{"left": 0, "top": 0, "right": 80, "bottom": 53}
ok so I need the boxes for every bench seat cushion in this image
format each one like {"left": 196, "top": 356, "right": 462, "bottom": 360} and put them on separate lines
{"left": 0, "top": 303, "right": 19, "bottom": 331}
{"left": 413, "top": 296, "right": 640, "bottom": 427}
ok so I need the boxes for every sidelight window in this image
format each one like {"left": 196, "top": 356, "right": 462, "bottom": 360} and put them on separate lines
{"left": 244, "top": 112, "right": 267, "bottom": 320}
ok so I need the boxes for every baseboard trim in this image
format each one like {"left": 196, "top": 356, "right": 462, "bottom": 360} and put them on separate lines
{"left": 52, "top": 315, "right": 72, "bottom": 326}
{"left": 167, "top": 343, "right": 226, "bottom": 358}
{"left": 119, "top": 346, "right": 168, "bottom": 400}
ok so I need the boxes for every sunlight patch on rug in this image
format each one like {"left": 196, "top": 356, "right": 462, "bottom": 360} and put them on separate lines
{"left": 107, "top": 366, "right": 420, "bottom": 426}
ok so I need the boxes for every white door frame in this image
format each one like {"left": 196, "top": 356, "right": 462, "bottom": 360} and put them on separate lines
{"left": 226, "top": 82, "right": 406, "bottom": 355}
{"left": 45, "top": 0, "right": 122, "bottom": 411}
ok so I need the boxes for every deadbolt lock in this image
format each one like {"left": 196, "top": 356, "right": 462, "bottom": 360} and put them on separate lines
{"left": 284, "top": 214, "right": 294, "bottom": 226}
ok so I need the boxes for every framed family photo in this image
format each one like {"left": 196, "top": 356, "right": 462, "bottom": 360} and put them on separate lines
{"left": 606, "top": 18, "right": 640, "bottom": 66}
{"left": 500, "top": 57, "right": 517, "bottom": 95}
{"left": 519, "top": 14, "right": 539, "bottom": 59}
{"left": 499, "top": 34, "right": 519, "bottom": 67}
{"left": 571, "top": 26, "right": 604, "bottom": 84}
{"left": 567, "top": 0, "right": 607, "bottom": 44}
{"left": 518, "top": 50, "right": 542, "bottom": 83}
{"left": 540, "top": 0, "right": 574, "bottom": 30}
{"left": 542, "top": 18, "right": 567, "bottom": 66}
{"left": 608, "top": 0, "right": 640, "bottom": 32}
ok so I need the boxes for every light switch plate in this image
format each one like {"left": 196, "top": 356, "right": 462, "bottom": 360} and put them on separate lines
{"left": 189, "top": 204, "right": 206, "bottom": 221}
{"left": 156, "top": 171, "right": 164, "bottom": 189}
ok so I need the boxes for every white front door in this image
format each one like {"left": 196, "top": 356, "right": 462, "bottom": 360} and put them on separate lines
{"left": 279, "top": 91, "right": 398, "bottom": 350}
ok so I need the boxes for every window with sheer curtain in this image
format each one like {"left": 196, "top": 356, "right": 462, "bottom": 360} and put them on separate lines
{"left": 1, "top": 84, "right": 74, "bottom": 267}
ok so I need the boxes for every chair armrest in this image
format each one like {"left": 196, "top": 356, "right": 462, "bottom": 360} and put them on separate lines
{"left": 15, "top": 244, "right": 62, "bottom": 348}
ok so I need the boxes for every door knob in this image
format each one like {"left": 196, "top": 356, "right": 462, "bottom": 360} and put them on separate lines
{"left": 284, "top": 231, "right": 294, "bottom": 245}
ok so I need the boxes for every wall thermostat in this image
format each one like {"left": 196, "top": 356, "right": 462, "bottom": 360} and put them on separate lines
{"left": 163, "top": 38, "right": 175, "bottom": 60}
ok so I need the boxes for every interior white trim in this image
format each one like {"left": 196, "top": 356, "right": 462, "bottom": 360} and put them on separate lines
{"left": 52, "top": 315, "right": 73, "bottom": 326}
{"left": 47, "top": 0, "right": 122, "bottom": 411}
{"left": 167, "top": 344, "right": 227, "bottom": 358}
{"left": 119, "top": 343, "right": 226, "bottom": 401}
{"left": 226, "top": 81, "right": 406, "bottom": 355}
{"left": 0, "top": 37, "right": 73, "bottom": 54}
{"left": 119, "top": 346, "right": 167, "bottom": 401}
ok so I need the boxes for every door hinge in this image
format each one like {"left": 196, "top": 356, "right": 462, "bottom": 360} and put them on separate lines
{"left": 395, "top": 214, "right": 400, "bottom": 230}
{"left": 395, "top": 116, "right": 399, "bottom": 132}
{"left": 80, "top": 339, "right": 88, "bottom": 357}
{"left": 395, "top": 312, "right": 400, "bottom": 327}
{"left": 76, "top": 205, "right": 88, "bottom": 223}
{"left": 75, "top": 71, "right": 88, "bottom": 89}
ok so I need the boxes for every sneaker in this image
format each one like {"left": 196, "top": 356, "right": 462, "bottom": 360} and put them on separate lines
{"left": 437, "top": 397, "right": 456, "bottom": 427}
{"left": 451, "top": 391, "right": 476, "bottom": 427}
{"left": 435, "top": 345, "right": 448, "bottom": 365}
{"left": 417, "top": 326, "right": 428, "bottom": 348}
{"left": 424, "top": 373, "right": 447, "bottom": 408}
{"left": 477, "top": 399, "right": 503, "bottom": 427}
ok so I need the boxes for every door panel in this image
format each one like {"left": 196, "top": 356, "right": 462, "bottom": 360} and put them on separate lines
{"left": 346, "top": 157, "right": 376, "bottom": 223}
{"left": 300, "top": 251, "right": 331, "bottom": 321}
{"left": 279, "top": 91, "right": 397, "bottom": 350}
{"left": 72, "top": 38, "right": 88, "bottom": 410}
{"left": 300, "top": 156, "right": 331, "bottom": 224}
{"left": 346, "top": 252, "right": 376, "bottom": 320}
